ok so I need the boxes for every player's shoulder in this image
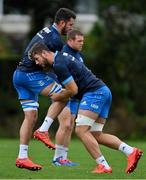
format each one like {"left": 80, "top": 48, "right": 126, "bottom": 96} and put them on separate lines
{"left": 54, "top": 52, "right": 69, "bottom": 65}
{"left": 41, "top": 26, "right": 60, "bottom": 40}
{"left": 49, "top": 26, "right": 60, "bottom": 38}
{"left": 62, "top": 52, "right": 76, "bottom": 61}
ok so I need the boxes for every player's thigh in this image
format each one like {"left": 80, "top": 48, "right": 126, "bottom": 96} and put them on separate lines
{"left": 15, "top": 84, "right": 37, "bottom": 101}
{"left": 78, "top": 109, "right": 98, "bottom": 120}
{"left": 13, "top": 70, "right": 53, "bottom": 99}
{"left": 58, "top": 106, "right": 75, "bottom": 130}
{"left": 76, "top": 88, "right": 108, "bottom": 129}
{"left": 58, "top": 99, "right": 79, "bottom": 123}
{"left": 79, "top": 86, "right": 111, "bottom": 119}
{"left": 99, "top": 88, "right": 112, "bottom": 119}
{"left": 91, "top": 91, "right": 112, "bottom": 133}
{"left": 26, "top": 71, "right": 55, "bottom": 95}
{"left": 14, "top": 78, "right": 38, "bottom": 105}
{"left": 13, "top": 70, "right": 35, "bottom": 100}
{"left": 58, "top": 106, "right": 72, "bottom": 125}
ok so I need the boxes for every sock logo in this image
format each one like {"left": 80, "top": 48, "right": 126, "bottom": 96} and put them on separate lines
{"left": 122, "top": 146, "right": 126, "bottom": 151}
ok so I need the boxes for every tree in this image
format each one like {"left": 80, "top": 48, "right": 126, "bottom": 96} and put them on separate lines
{"left": 83, "top": 0, "right": 146, "bottom": 138}
{"left": 4, "top": 0, "right": 77, "bottom": 38}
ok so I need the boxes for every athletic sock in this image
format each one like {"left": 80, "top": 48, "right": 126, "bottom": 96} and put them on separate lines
{"left": 39, "top": 116, "right": 53, "bottom": 132}
{"left": 119, "top": 142, "right": 134, "bottom": 156}
{"left": 96, "top": 155, "right": 111, "bottom": 169}
{"left": 53, "top": 144, "right": 65, "bottom": 160}
{"left": 62, "top": 146, "right": 68, "bottom": 160}
{"left": 18, "top": 144, "right": 28, "bottom": 159}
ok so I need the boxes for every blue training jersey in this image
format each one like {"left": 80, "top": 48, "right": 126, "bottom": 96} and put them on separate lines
{"left": 61, "top": 44, "right": 84, "bottom": 63}
{"left": 17, "top": 25, "right": 64, "bottom": 72}
{"left": 53, "top": 52, "right": 105, "bottom": 99}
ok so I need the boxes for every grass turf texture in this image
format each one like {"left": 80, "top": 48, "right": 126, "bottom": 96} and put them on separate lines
{"left": 0, "top": 139, "right": 145, "bottom": 179}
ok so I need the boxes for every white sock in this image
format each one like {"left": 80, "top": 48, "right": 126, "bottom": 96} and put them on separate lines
{"left": 119, "top": 142, "right": 134, "bottom": 156}
{"left": 96, "top": 155, "right": 111, "bottom": 169}
{"left": 62, "top": 146, "right": 68, "bottom": 160}
{"left": 39, "top": 116, "right": 53, "bottom": 132}
{"left": 53, "top": 144, "right": 66, "bottom": 160}
{"left": 18, "top": 144, "right": 28, "bottom": 159}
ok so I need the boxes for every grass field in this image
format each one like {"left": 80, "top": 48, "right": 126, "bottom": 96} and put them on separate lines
{"left": 0, "top": 138, "right": 145, "bottom": 179}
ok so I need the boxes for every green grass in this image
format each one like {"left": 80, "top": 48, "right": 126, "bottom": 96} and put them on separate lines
{"left": 0, "top": 138, "right": 145, "bottom": 179}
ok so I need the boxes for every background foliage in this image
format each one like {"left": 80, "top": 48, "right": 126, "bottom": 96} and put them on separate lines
{"left": 0, "top": 0, "right": 146, "bottom": 139}
{"left": 83, "top": 0, "right": 146, "bottom": 138}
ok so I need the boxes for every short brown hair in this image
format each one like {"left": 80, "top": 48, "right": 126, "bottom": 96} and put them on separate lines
{"left": 28, "top": 42, "right": 49, "bottom": 60}
{"left": 54, "top": 8, "right": 76, "bottom": 24}
{"left": 67, "top": 29, "right": 84, "bottom": 40}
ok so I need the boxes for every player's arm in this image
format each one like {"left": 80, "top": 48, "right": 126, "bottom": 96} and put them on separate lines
{"left": 50, "top": 88, "right": 74, "bottom": 101}
{"left": 51, "top": 62, "right": 78, "bottom": 101}
{"left": 50, "top": 79, "right": 78, "bottom": 101}
{"left": 63, "top": 79, "right": 78, "bottom": 95}
{"left": 47, "top": 80, "right": 78, "bottom": 119}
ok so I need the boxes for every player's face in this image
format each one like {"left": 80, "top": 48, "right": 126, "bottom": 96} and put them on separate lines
{"left": 33, "top": 54, "right": 50, "bottom": 70}
{"left": 69, "top": 35, "right": 84, "bottom": 51}
{"left": 61, "top": 18, "right": 75, "bottom": 35}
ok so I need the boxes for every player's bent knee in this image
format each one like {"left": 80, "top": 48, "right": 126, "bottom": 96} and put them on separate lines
{"left": 24, "top": 110, "right": 38, "bottom": 123}
{"left": 75, "top": 126, "right": 88, "bottom": 138}
{"left": 62, "top": 123, "right": 73, "bottom": 132}
{"left": 90, "top": 122, "right": 104, "bottom": 132}
{"left": 21, "top": 101, "right": 39, "bottom": 122}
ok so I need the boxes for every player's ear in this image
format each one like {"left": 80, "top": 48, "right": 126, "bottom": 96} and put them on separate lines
{"left": 59, "top": 20, "right": 65, "bottom": 27}
{"left": 42, "top": 50, "right": 47, "bottom": 57}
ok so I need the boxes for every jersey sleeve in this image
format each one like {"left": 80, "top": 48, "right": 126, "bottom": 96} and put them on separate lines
{"left": 53, "top": 64, "right": 74, "bottom": 86}
{"left": 52, "top": 37, "right": 64, "bottom": 51}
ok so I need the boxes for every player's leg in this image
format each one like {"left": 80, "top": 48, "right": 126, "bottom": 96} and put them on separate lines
{"left": 16, "top": 101, "right": 42, "bottom": 170}
{"left": 53, "top": 100, "right": 79, "bottom": 166}
{"left": 90, "top": 87, "right": 122, "bottom": 150}
{"left": 32, "top": 72, "right": 63, "bottom": 149}
{"left": 55, "top": 107, "right": 74, "bottom": 156}
{"left": 19, "top": 106, "right": 38, "bottom": 146}
{"left": 75, "top": 110, "right": 112, "bottom": 173}
{"left": 13, "top": 70, "right": 63, "bottom": 170}
{"left": 90, "top": 86, "right": 143, "bottom": 173}
{"left": 34, "top": 100, "right": 67, "bottom": 149}
{"left": 75, "top": 88, "right": 113, "bottom": 173}
{"left": 13, "top": 70, "right": 43, "bottom": 170}
{"left": 91, "top": 120, "right": 143, "bottom": 173}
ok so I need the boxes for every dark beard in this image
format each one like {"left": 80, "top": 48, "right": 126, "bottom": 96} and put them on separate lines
{"left": 42, "top": 60, "right": 52, "bottom": 72}
{"left": 61, "top": 26, "right": 67, "bottom": 35}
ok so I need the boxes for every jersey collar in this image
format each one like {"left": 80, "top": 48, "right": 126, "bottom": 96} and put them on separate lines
{"left": 52, "top": 23, "right": 60, "bottom": 34}
{"left": 53, "top": 51, "right": 59, "bottom": 65}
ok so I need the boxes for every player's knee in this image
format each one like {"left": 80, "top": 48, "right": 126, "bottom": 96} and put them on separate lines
{"left": 75, "top": 126, "right": 87, "bottom": 138}
{"left": 24, "top": 111, "right": 38, "bottom": 124}
{"left": 31, "top": 112, "right": 38, "bottom": 123}
{"left": 59, "top": 115, "right": 74, "bottom": 130}
{"left": 62, "top": 121, "right": 73, "bottom": 132}
{"left": 21, "top": 100, "right": 39, "bottom": 123}
{"left": 91, "top": 131, "right": 102, "bottom": 142}
{"left": 66, "top": 123, "right": 73, "bottom": 131}
{"left": 75, "top": 114, "right": 95, "bottom": 137}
